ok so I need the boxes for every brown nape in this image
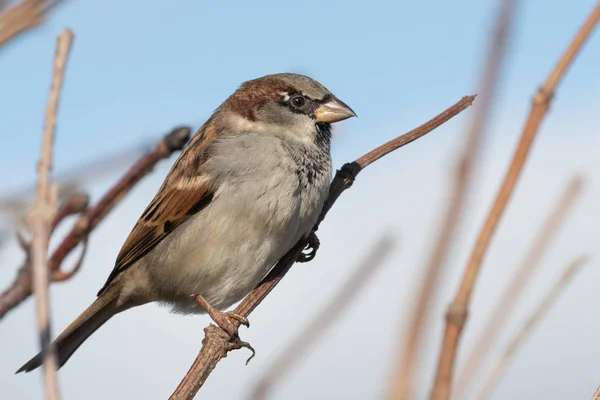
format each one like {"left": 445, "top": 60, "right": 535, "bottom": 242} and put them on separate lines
{"left": 225, "top": 77, "right": 296, "bottom": 121}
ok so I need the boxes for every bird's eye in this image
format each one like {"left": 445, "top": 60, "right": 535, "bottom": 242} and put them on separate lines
{"left": 290, "top": 95, "right": 307, "bottom": 109}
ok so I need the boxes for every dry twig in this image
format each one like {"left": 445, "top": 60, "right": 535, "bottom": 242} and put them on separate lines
{"left": 430, "top": 4, "right": 600, "bottom": 399}
{"left": 475, "top": 256, "right": 589, "bottom": 400}
{"left": 0, "top": 0, "right": 62, "bottom": 48}
{"left": 0, "top": 141, "right": 151, "bottom": 215}
{"left": 0, "top": 126, "right": 191, "bottom": 320}
{"left": 453, "top": 176, "right": 583, "bottom": 398}
{"left": 591, "top": 383, "right": 600, "bottom": 400}
{"left": 249, "top": 234, "right": 397, "bottom": 400}
{"left": 388, "top": 1, "right": 518, "bottom": 398}
{"left": 28, "top": 28, "right": 72, "bottom": 400}
{"left": 169, "top": 94, "right": 476, "bottom": 400}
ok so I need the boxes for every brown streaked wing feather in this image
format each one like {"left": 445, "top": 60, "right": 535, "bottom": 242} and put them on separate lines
{"left": 118, "top": 177, "right": 213, "bottom": 268}
{"left": 97, "top": 123, "right": 220, "bottom": 296}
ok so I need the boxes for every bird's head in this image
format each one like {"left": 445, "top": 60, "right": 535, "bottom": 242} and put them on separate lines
{"left": 218, "top": 73, "right": 356, "bottom": 144}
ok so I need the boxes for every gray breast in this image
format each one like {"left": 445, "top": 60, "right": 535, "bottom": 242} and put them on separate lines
{"left": 206, "top": 132, "right": 332, "bottom": 238}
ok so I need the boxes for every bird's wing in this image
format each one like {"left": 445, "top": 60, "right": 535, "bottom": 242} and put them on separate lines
{"left": 97, "top": 123, "right": 221, "bottom": 295}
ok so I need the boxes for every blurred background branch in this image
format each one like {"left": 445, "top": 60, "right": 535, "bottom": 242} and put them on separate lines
{"left": 453, "top": 176, "right": 584, "bottom": 398}
{"left": 0, "top": 126, "right": 191, "bottom": 321}
{"left": 475, "top": 255, "right": 589, "bottom": 400}
{"left": 28, "top": 27, "right": 72, "bottom": 400}
{"left": 430, "top": 4, "right": 600, "bottom": 399}
{"left": 0, "top": 0, "right": 63, "bottom": 48}
{"left": 388, "top": 0, "right": 518, "bottom": 398}
{"left": 591, "top": 383, "right": 600, "bottom": 400}
{"left": 0, "top": 133, "right": 181, "bottom": 263}
{"left": 0, "top": 140, "right": 155, "bottom": 214}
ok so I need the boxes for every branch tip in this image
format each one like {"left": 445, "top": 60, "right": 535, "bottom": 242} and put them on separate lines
{"left": 164, "top": 126, "right": 192, "bottom": 152}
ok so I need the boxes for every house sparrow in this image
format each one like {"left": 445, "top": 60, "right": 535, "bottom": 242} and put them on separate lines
{"left": 18, "top": 73, "right": 356, "bottom": 372}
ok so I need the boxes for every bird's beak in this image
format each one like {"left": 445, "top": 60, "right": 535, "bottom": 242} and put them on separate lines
{"left": 314, "top": 97, "right": 357, "bottom": 123}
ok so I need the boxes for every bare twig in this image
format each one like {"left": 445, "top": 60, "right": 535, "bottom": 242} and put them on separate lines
{"left": 320, "top": 95, "right": 476, "bottom": 223}
{"left": 46, "top": 126, "right": 190, "bottom": 274}
{"left": 249, "top": 234, "right": 397, "bottom": 400}
{"left": 0, "top": 126, "right": 191, "bottom": 320}
{"left": 453, "top": 176, "right": 583, "bottom": 398}
{"left": 28, "top": 28, "right": 72, "bottom": 400}
{"left": 475, "top": 256, "right": 589, "bottom": 400}
{"left": 49, "top": 193, "right": 89, "bottom": 232}
{"left": 591, "top": 383, "right": 600, "bottom": 400}
{"left": 169, "top": 94, "right": 476, "bottom": 400}
{"left": 0, "top": 138, "right": 155, "bottom": 214}
{"left": 430, "top": 4, "right": 600, "bottom": 399}
{"left": 388, "top": 1, "right": 518, "bottom": 399}
{"left": 0, "top": 0, "right": 62, "bottom": 48}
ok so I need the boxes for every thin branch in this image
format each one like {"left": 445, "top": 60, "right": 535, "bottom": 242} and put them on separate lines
{"left": 249, "top": 234, "right": 397, "bottom": 400}
{"left": 168, "top": 94, "right": 476, "bottom": 400}
{"left": 28, "top": 28, "right": 72, "bottom": 400}
{"left": 0, "top": 126, "right": 191, "bottom": 320}
{"left": 591, "top": 383, "right": 600, "bottom": 400}
{"left": 453, "top": 176, "right": 583, "bottom": 398}
{"left": 0, "top": 0, "right": 62, "bottom": 48}
{"left": 388, "top": 1, "right": 518, "bottom": 398}
{"left": 475, "top": 255, "right": 589, "bottom": 400}
{"left": 46, "top": 126, "right": 190, "bottom": 274}
{"left": 50, "top": 235, "right": 87, "bottom": 282}
{"left": 49, "top": 193, "right": 89, "bottom": 232}
{"left": 0, "top": 138, "right": 156, "bottom": 213}
{"left": 430, "top": 4, "right": 600, "bottom": 399}
{"left": 319, "top": 95, "right": 476, "bottom": 224}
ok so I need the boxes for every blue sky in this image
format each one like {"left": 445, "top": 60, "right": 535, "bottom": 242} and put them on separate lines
{"left": 1, "top": 1, "right": 600, "bottom": 399}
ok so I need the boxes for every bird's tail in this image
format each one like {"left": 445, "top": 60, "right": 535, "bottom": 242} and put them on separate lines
{"left": 17, "top": 285, "right": 123, "bottom": 373}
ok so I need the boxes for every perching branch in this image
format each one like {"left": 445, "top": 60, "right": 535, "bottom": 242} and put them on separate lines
{"left": 249, "top": 233, "right": 397, "bottom": 400}
{"left": 388, "top": 0, "right": 518, "bottom": 398}
{"left": 28, "top": 28, "right": 72, "bottom": 400}
{"left": 430, "top": 4, "right": 600, "bottom": 400}
{"left": 453, "top": 176, "right": 583, "bottom": 398}
{"left": 475, "top": 255, "right": 589, "bottom": 400}
{"left": 168, "top": 94, "right": 476, "bottom": 400}
{"left": 0, "top": 126, "right": 192, "bottom": 320}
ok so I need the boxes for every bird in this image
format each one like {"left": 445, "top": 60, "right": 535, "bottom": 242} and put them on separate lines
{"left": 18, "top": 73, "right": 356, "bottom": 373}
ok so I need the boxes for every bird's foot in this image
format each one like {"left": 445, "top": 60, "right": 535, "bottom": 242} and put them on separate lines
{"left": 297, "top": 231, "right": 320, "bottom": 263}
{"left": 194, "top": 294, "right": 255, "bottom": 364}
{"left": 193, "top": 294, "right": 249, "bottom": 337}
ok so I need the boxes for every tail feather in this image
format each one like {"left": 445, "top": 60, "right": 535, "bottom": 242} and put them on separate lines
{"left": 17, "top": 288, "right": 121, "bottom": 373}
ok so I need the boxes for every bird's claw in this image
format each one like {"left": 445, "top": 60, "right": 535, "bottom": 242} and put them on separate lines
{"left": 297, "top": 231, "right": 320, "bottom": 263}
{"left": 228, "top": 312, "right": 250, "bottom": 328}
{"left": 194, "top": 294, "right": 254, "bottom": 362}
{"left": 193, "top": 294, "right": 250, "bottom": 337}
{"left": 228, "top": 338, "right": 256, "bottom": 365}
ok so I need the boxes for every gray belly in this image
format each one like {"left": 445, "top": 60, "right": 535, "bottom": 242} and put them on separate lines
{"left": 139, "top": 176, "right": 325, "bottom": 314}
